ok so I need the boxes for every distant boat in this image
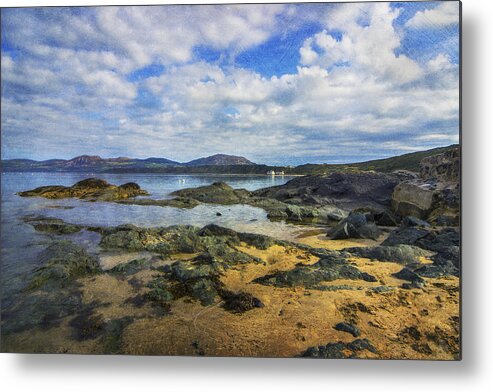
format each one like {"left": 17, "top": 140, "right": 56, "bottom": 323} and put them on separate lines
{"left": 266, "top": 170, "right": 284, "bottom": 176}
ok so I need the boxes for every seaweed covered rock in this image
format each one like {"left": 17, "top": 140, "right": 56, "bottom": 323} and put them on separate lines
{"left": 301, "top": 338, "right": 377, "bottom": 359}
{"left": 145, "top": 253, "right": 260, "bottom": 307}
{"left": 328, "top": 212, "right": 382, "bottom": 240}
{"left": 221, "top": 290, "right": 264, "bottom": 313}
{"left": 27, "top": 240, "right": 101, "bottom": 290}
{"left": 17, "top": 178, "right": 149, "bottom": 201}
{"left": 171, "top": 182, "right": 249, "bottom": 204}
{"left": 23, "top": 215, "right": 82, "bottom": 235}
{"left": 98, "top": 224, "right": 261, "bottom": 267}
{"left": 253, "top": 252, "right": 377, "bottom": 289}
{"left": 344, "top": 245, "right": 430, "bottom": 264}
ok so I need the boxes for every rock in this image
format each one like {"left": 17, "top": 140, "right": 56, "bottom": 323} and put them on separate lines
{"left": 198, "top": 224, "right": 238, "bottom": 238}
{"left": 414, "top": 228, "right": 460, "bottom": 254}
{"left": 18, "top": 178, "right": 149, "bottom": 201}
{"left": 392, "top": 148, "right": 460, "bottom": 221}
{"left": 334, "top": 322, "right": 361, "bottom": 337}
{"left": 393, "top": 268, "right": 426, "bottom": 286}
{"left": 27, "top": 240, "right": 101, "bottom": 290}
{"left": 373, "top": 210, "right": 398, "bottom": 226}
{"left": 391, "top": 181, "right": 435, "bottom": 219}
{"left": 23, "top": 216, "right": 82, "bottom": 234}
{"left": 420, "top": 147, "right": 460, "bottom": 182}
{"left": 344, "top": 244, "right": 430, "bottom": 264}
{"left": 328, "top": 212, "right": 382, "bottom": 240}
{"left": 402, "top": 216, "right": 431, "bottom": 228}
{"left": 171, "top": 182, "right": 249, "bottom": 204}
{"left": 301, "top": 338, "right": 377, "bottom": 359}
{"left": 253, "top": 252, "right": 377, "bottom": 289}
{"left": 254, "top": 172, "right": 403, "bottom": 211}
{"left": 381, "top": 227, "right": 430, "bottom": 247}
{"left": 237, "top": 232, "right": 276, "bottom": 250}
{"left": 221, "top": 291, "right": 264, "bottom": 313}
{"left": 216, "top": 212, "right": 222, "bottom": 216}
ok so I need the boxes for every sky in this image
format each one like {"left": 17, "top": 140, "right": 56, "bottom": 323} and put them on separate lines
{"left": 0, "top": 1, "right": 460, "bottom": 165}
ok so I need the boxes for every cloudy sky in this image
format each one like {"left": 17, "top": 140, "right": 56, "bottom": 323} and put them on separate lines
{"left": 1, "top": 1, "right": 460, "bottom": 165}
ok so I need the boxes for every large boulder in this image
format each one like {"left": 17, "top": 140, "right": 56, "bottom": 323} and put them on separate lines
{"left": 391, "top": 148, "right": 460, "bottom": 221}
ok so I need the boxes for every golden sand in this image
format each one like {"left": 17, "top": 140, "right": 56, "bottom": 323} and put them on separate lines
{"left": 2, "top": 234, "right": 459, "bottom": 359}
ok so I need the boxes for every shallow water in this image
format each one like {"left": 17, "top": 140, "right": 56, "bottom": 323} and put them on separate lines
{"left": 0, "top": 172, "right": 304, "bottom": 305}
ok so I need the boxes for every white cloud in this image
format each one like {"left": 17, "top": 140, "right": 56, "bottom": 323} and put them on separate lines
{"left": 406, "top": 1, "right": 460, "bottom": 29}
{"left": 1, "top": 4, "right": 459, "bottom": 163}
{"left": 301, "top": 3, "right": 423, "bottom": 85}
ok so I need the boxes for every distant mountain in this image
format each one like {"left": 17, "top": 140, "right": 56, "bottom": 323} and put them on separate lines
{"left": 137, "top": 157, "right": 181, "bottom": 165}
{"left": 185, "top": 154, "right": 254, "bottom": 166}
{"left": 63, "top": 155, "right": 104, "bottom": 168}
{"left": 0, "top": 145, "right": 459, "bottom": 175}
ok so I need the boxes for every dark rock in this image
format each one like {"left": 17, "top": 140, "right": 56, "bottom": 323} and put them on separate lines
{"left": 373, "top": 210, "right": 398, "bottom": 226}
{"left": 301, "top": 338, "right": 377, "bottom": 359}
{"left": 198, "top": 224, "right": 238, "bottom": 238}
{"left": 328, "top": 212, "right": 382, "bottom": 240}
{"left": 237, "top": 232, "right": 276, "bottom": 250}
{"left": 402, "top": 216, "right": 431, "bottom": 228}
{"left": 381, "top": 227, "right": 430, "bottom": 247}
{"left": 254, "top": 172, "right": 403, "bottom": 211}
{"left": 253, "top": 253, "right": 377, "bottom": 289}
{"left": 414, "top": 228, "right": 460, "bottom": 254}
{"left": 221, "top": 291, "right": 264, "bottom": 313}
{"left": 216, "top": 212, "right": 222, "bottom": 216}
{"left": 334, "top": 322, "right": 361, "bottom": 337}
{"left": 344, "top": 244, "right": 430, "bottom": 264}
{"left": 393, "top": 268, "right": 426, "bottom": 285}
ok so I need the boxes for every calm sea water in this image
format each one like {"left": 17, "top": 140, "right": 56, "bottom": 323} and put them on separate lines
{"left": 0, "top": 172, "right": 302, "bottom": 305}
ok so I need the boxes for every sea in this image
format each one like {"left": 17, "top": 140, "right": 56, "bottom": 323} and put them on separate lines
{"left": 0, "top": 172, "right": 304, "bottom": 307}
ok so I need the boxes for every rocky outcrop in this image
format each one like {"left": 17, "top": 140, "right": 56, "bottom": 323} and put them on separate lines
{"left": 17, "top": 178, "right": 149, "bottom": 201}
{"left": 420, "top": 147, "right": 460, "bottom": 182}
{"left": 254, "top": 172, "right": 408, "bottom": 210}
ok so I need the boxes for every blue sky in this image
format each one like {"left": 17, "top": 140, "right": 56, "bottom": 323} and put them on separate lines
{"left": 1, "top": 2, "right": 460, "bottom": 165}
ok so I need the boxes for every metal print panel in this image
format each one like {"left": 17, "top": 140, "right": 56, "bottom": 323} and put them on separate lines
{"left": 0, "top": 1, "right": 461, "bottom": 359}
